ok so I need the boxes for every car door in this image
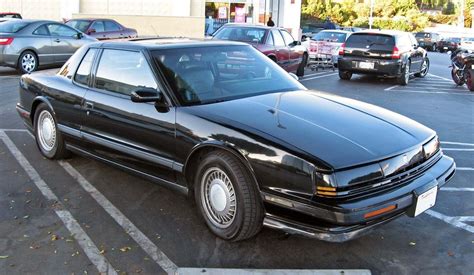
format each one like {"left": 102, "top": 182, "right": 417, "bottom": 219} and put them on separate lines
{"left": 270, "top": 29, "right": 290, "bottom": 70}
{"left": 46, "top": 23, "right": 84, "bottom": 63}
{"left": 280, "top": 29, "right": 301, "bottom": 72}
{"left": 406, "top": 34, "right": 423, "bottom": 72}
{"left": 31, "top": 24, "right": 55, "bottom": 66}
{"left": 103, "top": 20, "right": 123, "bottom": 39}
{"left": 89, "top": 20, "right": 107, "bottom": 40}
{"left": 81, "top": 48, "right": 177, "bottom": 183}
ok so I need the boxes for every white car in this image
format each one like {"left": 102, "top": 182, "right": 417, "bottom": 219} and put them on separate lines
{"left": 460, "top": 37, "right": 474, "bottom": 52}
{"left": 302, "top": 30, "right": 351, "bottom": 68}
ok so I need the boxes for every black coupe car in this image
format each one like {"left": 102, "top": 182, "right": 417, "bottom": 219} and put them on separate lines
{"left": 338, "top": 30, "right": 430, "bottom": 85}
{"left": 16, "top": 39, "right": 455, "bottom": 242}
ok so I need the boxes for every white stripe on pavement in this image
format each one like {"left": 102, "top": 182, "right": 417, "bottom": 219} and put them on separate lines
{"left": 0, "top": 129, "right": 28, "bottom": 132}
{"left": 441, "top": 141, "right": 474, "bottom": 146}
{"left": 177, "top": 268, "right": 372, "bottom": 275}
{"left": 425, "top": 210, "right": 474, "bottom": 233}
{"left": 427, "top": 73, "right": 453, "bottom": 82}
{"left": 0, "top": 131, "right": 117, "bottom": 275}
{"left": 300, "top": 71, "right": 329, "bottom": 79}
{"left": 442, "top": 148, "right": 474, "bottom": 151}
{"left": 441, "top": 187, "right": 474, "bottom": 191}
{"left": 457, "top": 167, "right": 474, "bottom": 171}
{"left": 59, "top": 160, "right": 178, "bottom": 274}
{"left": 300, "top": 73, "right": 338, "bottom": 81}
{"left": 384, "top": 85, "right": 399, "bottom": 91}
{"left": 389, "top": 89, "right": 474, "bottom": 95}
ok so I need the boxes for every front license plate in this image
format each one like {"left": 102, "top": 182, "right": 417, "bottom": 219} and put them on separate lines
{"left": 358, "top": 61, "right": 374, "bottom": 69}
{"left": 444, "top": 47, "right": 448, "bottom": 50}
{"left": 413, "top": 186, "right": 437, "bottom": 217}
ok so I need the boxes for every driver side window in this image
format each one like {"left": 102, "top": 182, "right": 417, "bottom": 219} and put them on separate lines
{"left": 47, "top": 24, "right": 77, "bottom": 37}
{"left": 280, "top": 30, "right": 295, "bottom": 46}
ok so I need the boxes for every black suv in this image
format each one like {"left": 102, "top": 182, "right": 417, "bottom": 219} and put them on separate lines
{"left": 415, "top": 32, "right": 441, "bottom": 52}
{"left": 338, "top": 30, "right": 429, "bottom": 85}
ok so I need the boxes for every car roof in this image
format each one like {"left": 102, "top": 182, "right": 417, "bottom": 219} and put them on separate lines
{"left": 349, "top": 29, "right": 408, "bottom": 37}
{"left": 219, "top": 23, "right": 283, "bottom": 30}
{"left": 318, "top": 29, "right": 351, "bottom": 34}
{"left": 96, "top": 37, "right": 250, "bottom": 50}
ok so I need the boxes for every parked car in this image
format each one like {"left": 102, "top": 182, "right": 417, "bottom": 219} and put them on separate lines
{"left": 16, "top": 39, "right": 455, "bottom": 242}
{"left": 0, "top": 19, "right": 97, "bottom": 73}
{"left": 303, "top": 29, "right": 351, "bottom": 67}
{"left": 338, "top": 30, "right": 429, "bottom": 85}
{"left": 212, "top": 24, "right": 308, "bottom": 76}
{"left": 342, "top": 27, "right": 364, "bottom": 32}
{"left": 438, "top": 37, "right": 461, "bottom": 53}
{"left": 459, "top": 37, "right": 474, "bottom": 52}
{"left": 0, "top": 12, "right": 22, "bottom": 19}
{"left": 66, "top": 18, "right": 137, "bottom": 40}
{"left": 414, "top": 32, "right": 440, "bottom": 52}
{"left": 301, "top": 24, "right": 324, "bottom": 41}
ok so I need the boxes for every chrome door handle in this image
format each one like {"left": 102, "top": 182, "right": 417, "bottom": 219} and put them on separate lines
{"left": 85, "top": 102, "right": 94, "bottom": 115}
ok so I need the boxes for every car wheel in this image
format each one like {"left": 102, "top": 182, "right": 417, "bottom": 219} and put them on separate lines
{"left": 34, "top": 103, "right": 69, "bottom": 159}
{"left": 415, "top": 57, "right": 429, "bottom": 78}
{"left": 465, "top": 70, "right": 474, "bottom": 92}
{"left": 194, "top": 150, "right": 263, "bottom": 241}
{"left": 296, "top": 54, "right": 307, "bottom": 77}
{"left": 398, "top": 62, "right": 410, "bottom": 85}
{"left": 338, "top": 70, "right": 352, "bottom": 80}
{"left": 18, "top": 51, "right": 38, "bottom": 74}
{"left": 451, "top": 68, "right": 465, "bottom": 86}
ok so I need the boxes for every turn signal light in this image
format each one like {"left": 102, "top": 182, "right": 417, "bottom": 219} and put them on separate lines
{"left": 338, "top": 43, "right": 345, "bottom": 56}
{"left": 316, "top": 186, "right": 337, "bottom": 196}
{"left": 364, "top": 205, "right": 396, "bottom": 219}
{"left": 391, "top": 46, "right": 401, "bottom": 59}
{"left": 0, "top": 37, "right": 14, "bottom": 45}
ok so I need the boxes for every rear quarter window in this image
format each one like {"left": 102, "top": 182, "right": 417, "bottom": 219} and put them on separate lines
{"left": 345, "top": 34, "right": 395, "bottom": 50}
{"left": 0, "top": 21, "right": 29, "bottom": 33}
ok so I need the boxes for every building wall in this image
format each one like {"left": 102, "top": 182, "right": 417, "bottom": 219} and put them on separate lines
{"left": 72, "top": 13, "right": 205, "bottom": 38}
{"left": 79, "top": 0, "right": 197, "bottom": 17}
{"left": 0, "top": 0, "right": 63, "bottom": 20}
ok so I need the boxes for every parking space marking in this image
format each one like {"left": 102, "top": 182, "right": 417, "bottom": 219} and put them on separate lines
{"left": 427, "top": 73, "right": 453, "bottom": 82}
{"left": 442, "top": 187, "right": 474, "bottom": 192}
{"left": 177, "top": 268, "right": 372, "bottom": 275}
{"left": 388, "top": 89, "right": 474, "bottom": 96}
{"left": 0, "top": 131, "right": 117, "bottom": 275}
{"left": 441, "top": 141, "right": 474, "bottom": 146}
{"left": 457, "top": 167, "right": 474, "bottom": 171}
{"left": 300, "top": 72, "right": 338, "bottom": 82}
{"left": 425, "top": 210, "right": 474, "bottom": 234}
{"left": 443, "top": 148, "right": 474, "bottom": 151}
{"left": 0, "top": 129, "right": 28, "bottom": 132}
{"left": 300, "top": 71, "right": 329, "bottom": 79}
{"left": 384, "top": 85, "right": 399, "bottom": 91}
{"left": 58, "top": 160, "right": 178, "bottom": 274}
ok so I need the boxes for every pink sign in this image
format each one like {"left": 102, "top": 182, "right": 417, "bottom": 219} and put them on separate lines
{"left": 235, "top": 7, "right": 245, "bottom": 23}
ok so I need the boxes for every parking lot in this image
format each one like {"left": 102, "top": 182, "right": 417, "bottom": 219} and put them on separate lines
{"left": 0, "top": 52, "right": 472, "bottom": 274}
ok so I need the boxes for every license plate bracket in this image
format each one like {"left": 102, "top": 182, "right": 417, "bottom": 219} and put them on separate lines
{"left": 358, "top": 61, "right": 374, "bottom": 69}
{"left": 407, "top": 180, "right": 438, "bottom": 217}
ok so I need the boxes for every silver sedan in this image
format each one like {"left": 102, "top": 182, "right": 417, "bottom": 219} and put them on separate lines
{"left": 0, "top": 19, "right": 97, "bottom": 73}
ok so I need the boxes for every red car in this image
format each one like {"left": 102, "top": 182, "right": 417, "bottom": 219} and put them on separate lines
{"left": 66, "top": 18, "right": 137, "bottom": 40}
{"left": 0, "top": 12, "right": 22, "bottom": 19}
{"left": 212, "top": 24, "right": 308, "bottom": 76}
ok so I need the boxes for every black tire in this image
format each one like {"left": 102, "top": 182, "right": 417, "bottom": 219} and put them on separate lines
{"left": 431, "top": 44, "right": 437, "bottom": 52}
{"left": 451, "top": 68, "right": 465, "bottom": 86}
{"left": 194, "top": 150, "right": 263, "bottom": 241}
{"left": 18, "top": 50, "right": 38, "bottom": 74}
{"left": 33, "top": 103, "right": 70, "bottom": 159}
{"left": 296, "top": 54, "right": 307, "bottom": 77}
{"left": 465, "top": 70, "right": 474, "bottom": 92}
{"left": 414, "top": 57, "right": 429, "bottom": 78}
{"left": 398, "top": 61, "right": 410, "bottom": 85}
{"left": 338, "top": 70, "right": 352, "bottom": 80}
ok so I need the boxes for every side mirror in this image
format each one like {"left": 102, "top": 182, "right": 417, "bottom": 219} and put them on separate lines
{"left": 87, "top": 28, "right": 96, "bottom": 35}
{"left": 131, "top": 88, "right": 162, "bottom": 103}
{"left": 75, "top": 33, "right": 83, "bottom": 39}
{"left": 288, "top": 72, "right": 299, "bottom": 81}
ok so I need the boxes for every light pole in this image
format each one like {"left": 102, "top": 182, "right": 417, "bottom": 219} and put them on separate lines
{"left": 369, "top": 0, "right": 374, "bottom": 29}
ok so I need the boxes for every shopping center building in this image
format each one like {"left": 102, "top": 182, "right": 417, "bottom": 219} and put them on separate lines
{"left": 0, "top": 0, "right": 302, "bottom": 38}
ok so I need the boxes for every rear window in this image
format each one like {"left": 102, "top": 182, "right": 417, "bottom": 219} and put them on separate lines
{"left": 345, "top": 33, "right": 395, "bottom": 50}
{"left": 214, "top": 27, "right": 267, "bottom": 44}
{"left": 311, "top": 31, "right": 347, "bottom": 43}
{"left": 0, "top": 21, "right": 29, "bottom": 33}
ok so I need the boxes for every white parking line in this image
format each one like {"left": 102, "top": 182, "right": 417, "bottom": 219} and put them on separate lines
{"left": 457, "top": 167, "right": 474, "bottom": 171}
{"left": 0, "top": 131, "right": 117, "bottom": 275}
{"left": 300, "top": 71, "right": 329, "bottom": 79}
{"left": 389, "top": 90, "right": 474, "bottom": 96}
{"left": 0, "top": 129, "right": 28, "bottom": 132}
{"left": 300, "top": 72, "right": 338, "bottom": 82}
{"left": 442, "top": 187, "right": 474, "bottom": 191}
{"left": 443, "top": 148, "right": 474, "bottom": 151}
{"left": 441, "top": 141, "right": 474, "bottom": 146}
{"left": 427, "top": 73, "right": 453, "bottom": 82}
{"left": 425, "top": 210, "right": 474, "bottom": 234}
{"left": 384, "top": 85, "right": 399, "bottom": 91}
{"left": 177, "top": 268, "right": 371, "bottom": 275}
{"left": 58, "top": 161, "right": 178, "bottom": 274}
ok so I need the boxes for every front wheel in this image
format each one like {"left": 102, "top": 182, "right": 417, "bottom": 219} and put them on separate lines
{"left": 451, "top": 68, "right": 465, "bottom": 86}
{"left": 194, "top": 151, "right": 264, "bottom": 241}
{"left": 415, "top": 57, "right": 429, "bottom": 78}
{"left": 338, "top": 70, "right": 352, "bottom": 80}
{"left": 34, "top": 103, "right": 69, "bottom": 159}
{"left": 431, "top": 44, "right": 437, "bottom": 52}
{"left": 296, "top": 54, "right": 307, "bottom": 77}
{"left": 398, "top": 62, "right": 410, "bottom": 85}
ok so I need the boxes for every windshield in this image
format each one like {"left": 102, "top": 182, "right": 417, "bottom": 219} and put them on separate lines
{"left": 311, "top": 31, "right": 347, "bottom": 43}
{"left": 0, "top": 21, "right": 29, "bottom": 33}
{"left": 462, "top": 37, "right": 474, "bottom": 42}
{"left": 152, "top": 45, "right": 303, "bottom": 106}
{"left": 65, "top": 20, "right": 90, "bottom": 32}
{"left": 213, "top": 27, "right": 267, "bottom": 44}
{"left": 345, "top": 33, "right": 395, "bottom": 49}
{"left": 415, "top": 32, "right": 430, "bottom": 38}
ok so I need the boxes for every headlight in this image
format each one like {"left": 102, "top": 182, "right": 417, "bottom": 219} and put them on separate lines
{"left": 423, "top": 136, "right": 440, "bottom": 159}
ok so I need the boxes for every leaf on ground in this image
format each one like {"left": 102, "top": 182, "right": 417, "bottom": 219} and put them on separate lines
{"left": 447, "top": 251, "right": 455, "bottom": 256}
{"left": 23, "top": 215, "right": 29, "bottom": 219}
{"left": 99, "top": 249, "right": 105, "bottom": 254}
{"left": 51, "top": 235, "right": 59, "bottom": 241}
{"left": 119, "top": 246, "right": 131, "bottom": 252}
{"left": 0, "top": 255, "right": 9, "bottom": 259}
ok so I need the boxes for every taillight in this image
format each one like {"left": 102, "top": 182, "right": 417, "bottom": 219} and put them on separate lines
{"left": 0, "top": 37, "right": 14, "bottom": 45}
{"left": 338, "top": 43, "right": 345, "bottom": 56}
{"left": 391, "top": 46, "right": 401, "bottom": 59}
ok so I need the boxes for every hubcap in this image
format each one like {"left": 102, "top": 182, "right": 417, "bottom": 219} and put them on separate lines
{"left": 420, "top": 60, "right": 428, "bottom": 76}
{"left": 21, "top": 54, "right": 36, "bottom": 73}
{"left": 405, "top": 63, "right": 410, "bottom": 82}
{"left": 37, "top": 110, "right": 56, "bottom": 152}
{"left": 201, "top": 167, "right": 236, "bottom": 228}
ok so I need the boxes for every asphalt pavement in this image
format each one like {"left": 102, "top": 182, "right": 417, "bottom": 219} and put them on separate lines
{"left": 0, "top": 52, "right": 472, "bottom": 274}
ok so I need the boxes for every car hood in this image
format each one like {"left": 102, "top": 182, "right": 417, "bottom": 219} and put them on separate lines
{"left": 190, "top": 90, "right": 435, "bottom": 169}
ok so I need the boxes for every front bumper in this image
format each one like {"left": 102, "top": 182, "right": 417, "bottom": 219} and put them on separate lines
{"left": 262, "top": 154, "right": 456, "bottom": 242}
{"left": 338, "top": 57, "right": 403, "bottom": 77}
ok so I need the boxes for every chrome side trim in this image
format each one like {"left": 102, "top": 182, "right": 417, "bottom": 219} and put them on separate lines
{"left": 57, "top": 124, "right": 183, "bottom": 173}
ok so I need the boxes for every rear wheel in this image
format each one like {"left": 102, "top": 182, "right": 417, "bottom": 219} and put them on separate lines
{"left": 194, "top": 151, "right": 263, "bottom": 241}
{"left": 415, "top": 57, "right": 429, "bottom": 78}
{"left": 33, "top": 103, "right": 69, "bottom": 159}
{"left": 338, "top": 70, "right": 352, "bottom": 80}
{"left": 296, "top": 54, "right": 307, "bottom": 77}
{"left": 465, "top": 70, "right": 474, "bottom": 92}
{"left": 431, "top": 44, "right": 437, "bottom": 52}
{"left": 398, "top": 62, "right": 410, "bottom": 85}
{"left": 18, "top": 50, "right": 38, "bottom": 74}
